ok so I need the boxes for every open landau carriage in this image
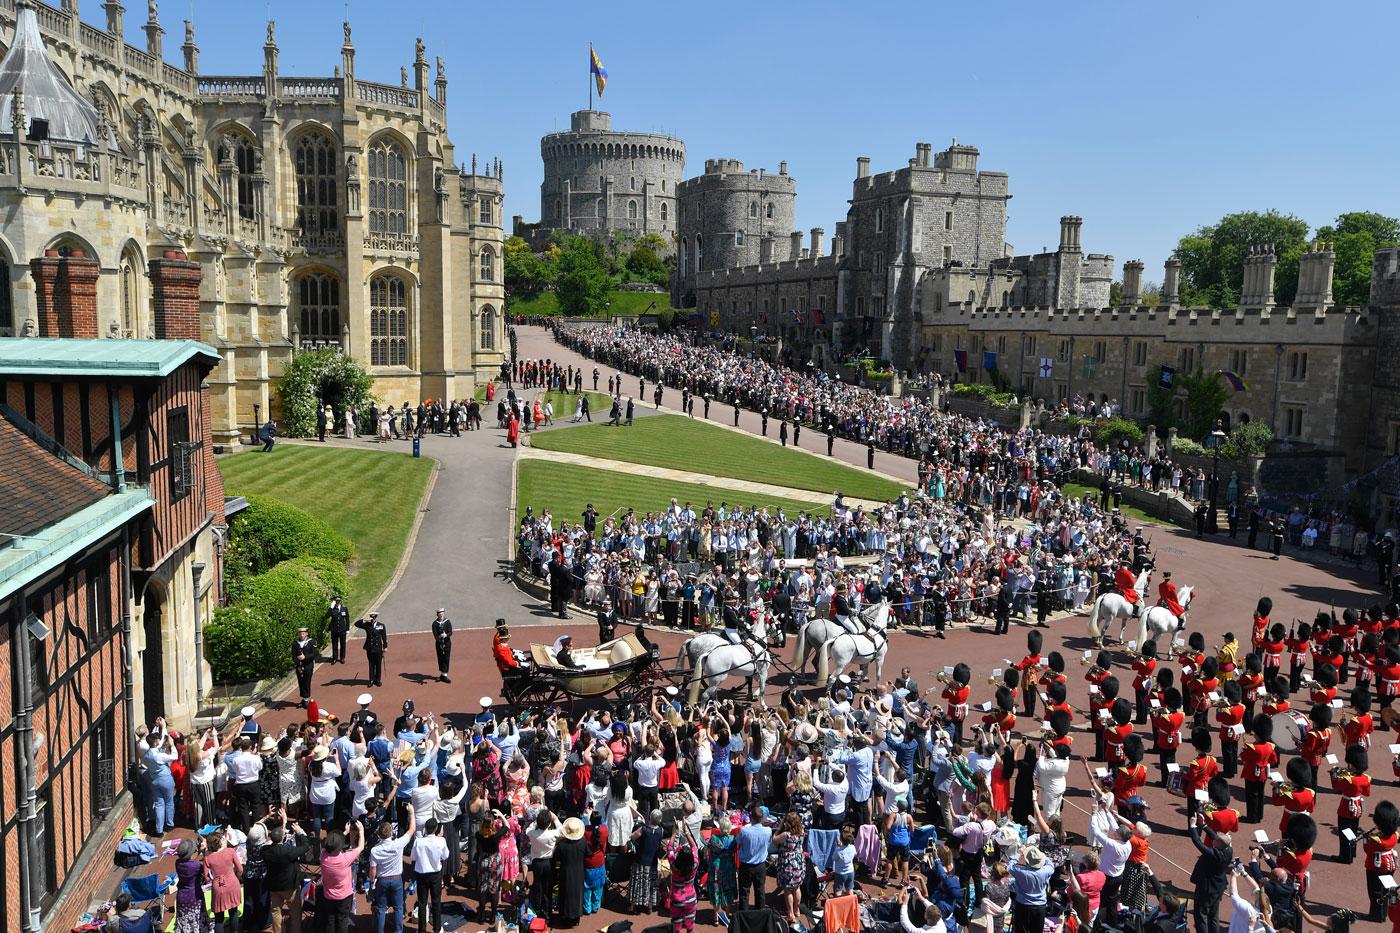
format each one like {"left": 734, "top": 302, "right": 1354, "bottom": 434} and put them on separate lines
{"left": 501, "top": 624, "right": 677, "bottom": 708}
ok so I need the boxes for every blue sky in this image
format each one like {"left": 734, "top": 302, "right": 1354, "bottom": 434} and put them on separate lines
{"left": 113, "top": 0, "right": 1397, "bottom": 281}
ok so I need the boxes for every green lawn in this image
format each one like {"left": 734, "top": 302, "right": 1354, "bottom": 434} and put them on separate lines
{"left": 506, "top": 289, "right": 677, "bottom": 318}
{"left": 529, "top": 413, "right": 907, "bottom": 501}
{"left": 542, "top": 389, "right": 616, "bottom": 418}
{"left": 517, "top": 460, "right": 828, "bottom": 527}
{"left": 219, "top": 445, "right": 434, "bottom": 615}
{"left": 1061, "top": 482, "right": 1161, "bottom": 525}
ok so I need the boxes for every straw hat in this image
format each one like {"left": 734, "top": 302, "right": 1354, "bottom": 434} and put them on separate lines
{"left": 1023, "top": 846, "right": 1045, "bottom": 867}
{"left": 312, "top": 745, "right": 329, "bottom": 761}
{"left": 561, "top": 817, "right": 585, "bottom": 841}
{"left": 792, "top": 721, "right": 819, "bottom": 745}
{"left": 259, "top": 735, "right": 276, "bottom": 754}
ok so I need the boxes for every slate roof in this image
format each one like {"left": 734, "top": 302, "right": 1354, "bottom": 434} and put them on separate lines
{"left": 0, "top": 408, "right": 110, "bottom": 543}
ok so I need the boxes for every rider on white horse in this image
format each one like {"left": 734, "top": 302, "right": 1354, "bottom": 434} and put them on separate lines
{"left": 721, "top": 592, "right": 746, "bottom": 645}
{"left": 833, "top": 581, "right": 862, "bottom": 636}
{"left": 1114, "top": 562, "right": 1143, "bottom": 617}
{"left": 1156, "top": 571, "right": 1186, "bottom": 621}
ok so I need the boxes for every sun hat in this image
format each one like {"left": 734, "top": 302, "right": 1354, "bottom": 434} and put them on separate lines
{"left": 1023, "top": 846, "right": 1045, "bottom": 867}
{"left": 994, "top": 824, "right": 1020, "bottom": 847}
{"left": 357, "top": 693, "right": 373, "bottom": 706}
{"left": 561, "top": 817, "right": 585, "bottom": 841}
{"left": 792, "top": 722, "right": 819, "bottom": 745}
{"left": 258, "top": 735, "right": 276, "bottom": 754}
{"left": 312, "top": 745, "right": 329, "bottom": 761}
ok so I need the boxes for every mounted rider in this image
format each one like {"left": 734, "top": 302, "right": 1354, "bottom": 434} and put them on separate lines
{"left": 1115, "top": 563, "right": 1143, "bottom": 617}
{"left": 833, "top": 581, "right": 863, "bottom": 636}
{"left": 721, "top": 591, "right": 750, "bottom": 646}
{"left": 1157, "top": 570, "right": 1186, "bottom": 618}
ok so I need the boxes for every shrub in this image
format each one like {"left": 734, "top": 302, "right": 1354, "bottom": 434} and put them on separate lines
{"left": 230, "top": 494, "right": 353, "bottom": 574}
{"left": 1171, "top": 436, "right": 1207, "bottom": 457}
{"left": 204, "top": 604, "right": 280, "bottom": 682}
{"left": 1222, "top": 421, "right": 1274, "bottom": 459}
{"left": 951, "top": 383, "right": 998, "bottom": 400}
{"left": 1095, "top": 417, "right": 1145, "bottom": 448}
{"left": 244, "top": 559, "right": 341, "bottom": 644}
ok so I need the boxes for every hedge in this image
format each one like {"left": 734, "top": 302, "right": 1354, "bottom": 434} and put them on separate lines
{"left": 204, "top": 557, "right": 348, "bottom": 681}
{"left": 1094, "top": 417, "right": 1145, "bottom": 448}
{"left": 230, "top": 494, "right": 353, "bottom": 574}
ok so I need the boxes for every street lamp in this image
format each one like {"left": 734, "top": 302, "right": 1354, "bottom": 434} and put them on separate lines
{"left": 1207, "top": 420, "right": 1227, "bottom": 534}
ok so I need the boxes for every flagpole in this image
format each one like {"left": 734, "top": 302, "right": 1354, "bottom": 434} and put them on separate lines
{"left": 588, "top": 43, "right": 593, "bottom": 111}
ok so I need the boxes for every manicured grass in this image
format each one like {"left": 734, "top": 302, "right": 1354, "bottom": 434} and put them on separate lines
{"left": 506, "top": 289, "right": 677, "bottom": 318}
{"left": 1061, "top": 482, "right": 1161, "bottom": 525}
{"left": 542, "top": 389, "right": 616, "bottom": 419}
{"left": 219, "top": 445, "right": 434, "bottom": 615}
{"left": 517, "top": 460, "right": 828, "bottom": 527}
{"left": 529, "top": 413, "right": 908, "bottom": 502}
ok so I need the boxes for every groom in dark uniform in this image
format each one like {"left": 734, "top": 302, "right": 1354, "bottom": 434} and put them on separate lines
{"left": 355, "top": 611, "right": 389, "bottom": 686}
{"left": 292, "top": 626, "right": 318, "bottom": 708}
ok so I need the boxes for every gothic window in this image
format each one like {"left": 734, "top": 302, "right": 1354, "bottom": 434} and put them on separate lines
{"left": 217, "top": 133, "right": 259, "bottom": 220}
{"left": 479, "top": 246, "right": 495, "bottom": 281}
{"left": 480, "top": 305, "right": 496, "bottom": 350}
{"left": 660, "top": 202, "right": 668, "bottom": 223}
{"left": 369, "top": 275, "right": 408, "bottom": 366}
{"left": 119, "top": 257, "right": 137, "bottom": 337}
{"left": 479, "top": 198, "right": 494, "bottom": 225}
{"left": 628, "top": 201, "right": 637, "bottom": 220}
{"left": 765, "top": 202, "right": 773, "bottom": 219}
{"left": 595, "top": 198, "right": 603, "bottom": 217}
{"left": 875, "top": 208, "right": 884, "bottom": 233}
{"left": 367, "top": 137, "right": 408, "bottom": 235}
{"left": 695, "top": 235, "right": 702, "bottom": 274}
{"left": 294, "top": 132, "right": 338, "bottom": 235}
{"left": 630, "top": 176, "right": 636, "bottom": 191}
{"left": 297, "top": 272, "right": 341, "bottom": 343}
{"left": 750, "top": 201, "right": 758, "bottom": 218}
{"left": 736, "top": 231, "right": 745, "bottom": 247}
{"left": 0, "top": 262, "right": 10, "bottom": 333}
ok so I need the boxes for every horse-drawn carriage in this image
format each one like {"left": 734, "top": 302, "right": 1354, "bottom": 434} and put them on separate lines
{"left": 501, "top": 625, "right": 677, "bottom": 708}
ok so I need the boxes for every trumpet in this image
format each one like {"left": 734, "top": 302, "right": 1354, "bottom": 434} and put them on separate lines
{"left": 1272, "top": 780, "right": 1296, "bottom": 795}
{"left": 1332, "top": 766, "right": 1356, "bottom": 779}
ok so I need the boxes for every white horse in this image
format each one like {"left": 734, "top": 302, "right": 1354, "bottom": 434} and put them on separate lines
{"left": 791, "top": 614, "right": 854, "bottom": 676}
{"left": 675, "top": 632, "right": 727, "bottom": 673}
{"left": 1138, "top": 585, "right": 1195, "bottom": 650}
{"left": 817, "top": 601, "right": 892, "bottom": 686}
{"left": 689, "top": 614, "right": 771, "bottom": 704}
{"left": 1087, "top": 566, "right": 1151, "bottom": 647}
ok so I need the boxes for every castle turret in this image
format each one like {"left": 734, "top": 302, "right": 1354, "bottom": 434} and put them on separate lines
{"left": 1162, "top": 256, "right": 1182, "bottom": 309}
{"left": 1372, "top": 247, "right": 1400, "bottom": 308}
{"left": 1295, "top": 241, "right": 1335, "bottom": 311}
{"left": 1120, "top": 259, "right": 1144, "bottom": 308}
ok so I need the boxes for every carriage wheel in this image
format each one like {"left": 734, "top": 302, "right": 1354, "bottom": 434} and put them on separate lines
{"left": 513, "top": 680, "right": 562, "bottom": 707}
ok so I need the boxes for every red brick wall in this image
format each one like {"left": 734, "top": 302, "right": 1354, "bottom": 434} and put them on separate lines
{"left": 201, "top": 383, "right": 225, "bottom": 525}
{"left": 29, "top": 251, "right": 100, "bottom": 339}
{"left": 148, "top": 251, "right": 203, "bottom": 341}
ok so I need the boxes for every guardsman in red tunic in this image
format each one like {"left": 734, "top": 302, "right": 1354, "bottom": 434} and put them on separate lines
{"left": 1331, "top": 743, "right": 1372, "bottom": 864}
{"left": 1150, "top": 686, "right": 1185, "bottom": 785}
{"left": 1182, "top": 726, "right": 1218, "bottom": 821}
{"left": 1238, "top": 655, "right": 1266, "bottom": 725}
{"left": 1343, "top": 685, "right": 1375, "bottom": 749}
{"left": 1104, "top": 698, "right": 1135, "bottom": 767}
{"left": 1044, "top": 678, "right": 1074, "bottom": 722}
{"left": 1298, "top": 705, "right": 1334, "bottom": 789}
{"left": 1115, "top": 563, "right": 1141, "bottom": 613}
{"left": 1286, "top": 621, "right": 1312, "bottom": 694}
{"left": 1112, "top": 735, "right": 1150, "bottom": 822}
{"left": 1250, "top": 597, "right": 1272, "bottom": 660}
{"left": 1037, "top": 651, "right": 1068, "bottom": 712}
{"left": 1087, "top": 667, "right": 1118, "bottom": 762}
{"left": 1365, "top": 801, "right": 1400, "bottom": 922}
{"left": 1131, "top": 640, "right": 1157, "bottom": 725}
{"left": 1014, "top": 630, "right": 1044, "bottom": 717}
{"left": 1186, "top": 656, "right": 1220, "bottom": 729}
{"left": 1214, "top": 680, "right": 1246, "bottom": 779}
{"left": 1277, "top": 813, "right": 1317, "bottom": 898}
{"left": 1260, "top": 622, "right": 1287, "bottom": 685}
{"left": 1273, "top": 757, "right": 1317, "bottom": 835}
{"left": 1241, "top": 716, "right": 1278, "bottom": 824}
{"left": 939, "top": 662, "right": 972, "bottom": 747}
{"left": 981, "top": 686, "right": 1017, "bottom": 734}
{"left": 1201, "top": 776, "right": 1240, "bottom": 845}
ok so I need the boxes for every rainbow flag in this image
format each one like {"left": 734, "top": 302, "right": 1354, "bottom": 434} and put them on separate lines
{"left": 590, "top": 45, "right": 607, "bottom": 98}
{"left": 1220, "top": 369, "right": 1248, "bottom": 392}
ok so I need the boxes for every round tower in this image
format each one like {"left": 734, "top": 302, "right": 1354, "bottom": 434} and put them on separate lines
{"left": 673, "top": 158, "right": 797, "bottom": 308}
{"left": 539, "top": 110, "right": 685, "bottom": 248}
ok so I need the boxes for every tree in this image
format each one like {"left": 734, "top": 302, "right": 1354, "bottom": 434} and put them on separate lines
{"left": 503, "top": 235, "right": 554, "bottom": 298}
{"left": 275, "top": 348, "right": 376, "bottom": 437}
{"left": 555, "top": 235, "right": 613, "bottom": 315}
{"left": 1315, "top": 211, "right": 1400, "bottom": 305}
{"left": 1178, "top": 370, "right": 1229, "bottom": 439}
{"left": 1174, "top": 210, "right": 1310, "bottom": 307}
{"left": 1145, "top": 365, "right": 1176, "bottom": 430}
{"left": 626, "top": 242, "right": 669, "bottom": 287}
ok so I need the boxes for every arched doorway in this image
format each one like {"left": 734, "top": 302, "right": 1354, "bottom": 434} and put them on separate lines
{"left": 141, "top": 584, "right": 166, "bottom": 721}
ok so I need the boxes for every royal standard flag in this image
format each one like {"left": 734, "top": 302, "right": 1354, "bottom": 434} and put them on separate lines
{"left": 590, "top": 45, "right": 607, "bottom": 98}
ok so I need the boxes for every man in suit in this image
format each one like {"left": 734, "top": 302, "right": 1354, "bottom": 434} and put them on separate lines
{"left": 548, "top": 554, "right": 573, "bottom": 619}
{"left": 1187, "top": 819, "right": 1233, "bottom": 933}
{"left": 431, "top": 608, "right": 453, "bottom": 683}
{"left": 316, "top": 404, "right": 329, "bottom": 442}
{"left": 326, "top": 596, "right": 350, "bottom": 664}
{"left": 258, "top": 419, "right": 277, "bottom": 453}
{"left": 355, "top": 611, "right": 389, "bottom": 687}
{"left": 292, "top": 626, "right": 317, "bottom": 708}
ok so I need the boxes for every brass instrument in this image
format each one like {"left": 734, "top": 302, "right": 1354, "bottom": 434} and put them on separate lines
{"left": 1273, "top": 780, "right": 1296, "bottom": 796}
{"left": 1333, "top": 766, "right": 1356, "bottom": 779}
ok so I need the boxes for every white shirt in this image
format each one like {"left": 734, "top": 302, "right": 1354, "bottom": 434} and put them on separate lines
{"left": 189, "top": 747, "right": 216, "bottom": 785}
{"left": 308, "top": 760, "right": 342, "bottom": 806}
{"left": 1228, "top": 893, "right": 1267, "bottom": 933}
{"left": 226, "top": 750, "right": 262, "bottom": 785}
{"left": 412, "top": 834, "right": 450, "bottom": 874}
{"left": 1089, "top": 810, "right": 1130, "bottom": 878}
{"left": 633, "top": 755, "right": 664, "bottom": 789}
{"left": 410, "top": 784, "right": 440, "bottom": 826}
{"left": 370, "top": 829, "right": 415, "bottom": 879}
{"left": 812, "top": 776, "right": 849, "bottom": 814}
{"left": 527, "top": 825, "right": 560, "bottom": 861}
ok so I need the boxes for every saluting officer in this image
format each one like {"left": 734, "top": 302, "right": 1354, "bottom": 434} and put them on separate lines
{"left": 431, "top": 608, "right": 453, "bottom": 683}
{"left": 355, "top": 611, "right": 389, "bottom": 687}
{"left": 326, "top": 595, "right": 350, "bottom": 664}
{"left": 292, "top": 625, "right": 318, "bottom": 708}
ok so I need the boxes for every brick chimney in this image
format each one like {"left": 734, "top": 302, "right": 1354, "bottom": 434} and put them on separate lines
{"left": 31, "top": 249, "right": 101, "bottom": 338}
{"left": 149, "top": 249, "right": 204, "bottom": 340}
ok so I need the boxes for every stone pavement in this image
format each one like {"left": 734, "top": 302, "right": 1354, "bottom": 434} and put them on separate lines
{"left": 518, "top": 443, "right": 884, "bottom": 509}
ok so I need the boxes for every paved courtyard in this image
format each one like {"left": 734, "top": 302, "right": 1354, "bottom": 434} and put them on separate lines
{"left": 252, "top": 325, "right": 1389, "bottom": 922}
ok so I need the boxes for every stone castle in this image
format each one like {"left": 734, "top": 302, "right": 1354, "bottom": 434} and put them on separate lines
{"left": 513, "top": 109, "right": 684, "bottom": 251}
{"left": 671, "top": 137, "right": 1400, "bottom": 502}
{"left": 0, "top": 0, "right": 505, "bottom": 446}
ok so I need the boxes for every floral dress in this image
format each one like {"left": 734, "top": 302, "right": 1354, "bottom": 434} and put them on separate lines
{"left": 504, "top": 764, "right": 531, "bottom": 819}
{"left": 472, "top": 748, "right": 503, "bottom": 805}
{"left": 776, "top": 831, "right": 806, "bottom": 890}
{"left": 667, "top": 838, "right": 701, "bottom": 933}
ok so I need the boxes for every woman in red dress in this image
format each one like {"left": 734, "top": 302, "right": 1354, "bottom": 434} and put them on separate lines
{"left": 507, "top": 412, "right": 519, "bottom": 447}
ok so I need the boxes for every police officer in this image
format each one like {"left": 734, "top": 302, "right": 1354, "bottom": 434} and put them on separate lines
{"left": 292, "top": 626, "right": 317, "bottom": 708}
{"left": 326, "top": 595, "right": 350, "bottom": 664}
{"left": 355, "top": 611, "right": 389, "bottom": 686}
{"left": 431, "top": 608, "right": 453, "bottom": 683}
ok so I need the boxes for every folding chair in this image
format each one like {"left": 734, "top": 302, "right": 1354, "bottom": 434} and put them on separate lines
{"left": 119, "top": 872, "right": 176, "bottom": 904}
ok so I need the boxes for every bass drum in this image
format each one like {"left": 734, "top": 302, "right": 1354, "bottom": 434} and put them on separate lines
{"left": 1271, "top": 710, "right": 1311, "bottom": 754}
